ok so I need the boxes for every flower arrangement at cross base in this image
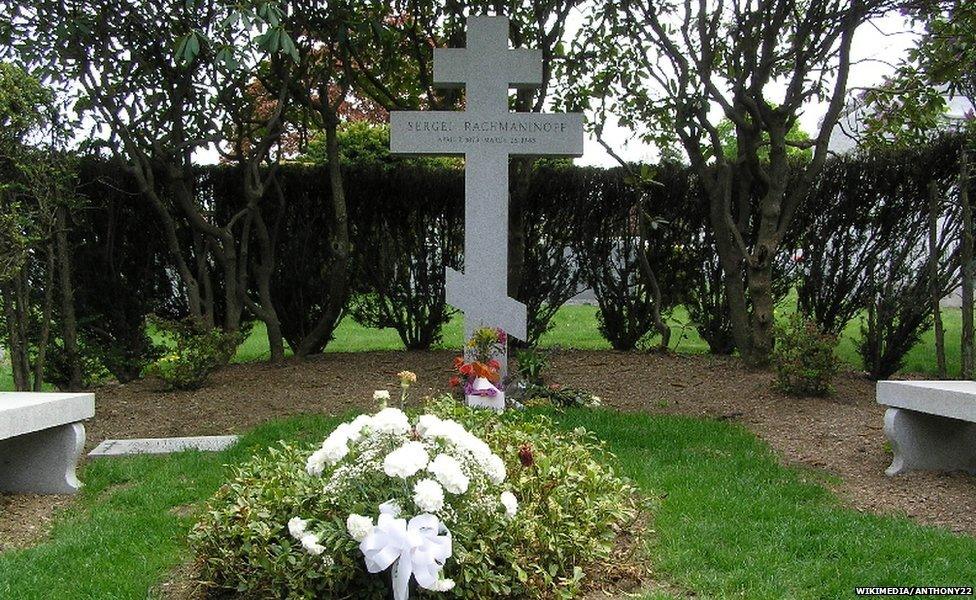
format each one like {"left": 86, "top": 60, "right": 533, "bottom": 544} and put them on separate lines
{"left": 450, "top": 326, "right": 507, "bottom": 411}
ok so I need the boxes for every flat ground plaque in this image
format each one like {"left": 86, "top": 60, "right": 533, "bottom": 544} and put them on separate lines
{"left": 88, "top": 435, "right": 239, "bottom": 458}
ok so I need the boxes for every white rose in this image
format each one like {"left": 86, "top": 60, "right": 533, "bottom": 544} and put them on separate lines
{"left": 500, "top": 491, "right": 518, "bottom": 518}
{"left": 427, "top": 453, "right": 470, "bottom": 494}
{"left": 326, "top": 423, "right": 352, "bottom": 445}
{"left": 373, "top": 389, "right": 391, "bottom": 402}
{"left": 423, "top": 418, "right": 467, "bottom": 443}
{"left": 415, "top": 414, "right": 443, "bottom": 437}
{"left": 484, "top": 454, "right": 507, "bottom": 484}
{"left": 430, "top": 578, "right": 456, "bottom": 592}
{"left": 306, "top": 448, "right": 327, "bottom": 476}
{"left": 287, "top": 516, "right": 308, "bottom": 539}
{"left": 463, "top": 436, "right": 493, "bottom": 461}
{"left": 320, "top": 436, "right": 349, "bottom": 464}
{"left": 346, "top": 513, "right": 374, "bottom": 542}
{"left": 301, "top": 533, "right": 326, "bottom": 555}
{"left": 379, "top": 499, "right": 402, "bottom": 517}
{"left": 413, "top": 478, "right": 445, "bottom": 512}
{"left": 347, "top": 414, "right": 373, "bottom": 442}
{"left": 383, "top": 441, "right": 429, "bottom": 478}
{"left": 373, "top": 407, "right": 411, "bottom": 435}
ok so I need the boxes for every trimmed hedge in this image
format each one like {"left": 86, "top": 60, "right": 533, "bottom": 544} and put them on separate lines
{"left": 59, "top": 133, "right": 972, "bottom": 381}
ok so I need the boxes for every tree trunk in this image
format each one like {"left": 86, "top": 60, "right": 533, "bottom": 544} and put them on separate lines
{"left": 193, "top": 230, "right": 215, "bottom": 328}
{"left": 244, "top": 194, "right": 286, "bottom": 364}
{"left": 264, "top": 306, "right": 286, "bottom": 362}
{"left": 636, "top": 198, "right": 671, "bottom": 349}
{"left": 32, "top": 244, "right": 57, "bottom": 391}
{"left": 1, "top": 281, "right": 28, "bottom": 391}
{"left": 745, "top": 259, "right": 775, "bottom": 367}
{"left": 222, "top": 243, "right": 243, "bottom": 333}
{"left": 126, "top": 162, "right": 205, "bottom": 322}
{"left": 296, "top": 111, "right": 349, "bottom": 358}
{"left": 961, "top": 151, "right": 973, "bottom": 379}
{"left": 7, "top": 271, "right": 33, "bottom": 391}
{"left": 56, "top": 206, "right": 83, "bottom": 390}
{"left": 928, "top": 181, "right": 947, "bottom": 378}
{"left": 707, "top": 166, "right": 755, "bottom": 361}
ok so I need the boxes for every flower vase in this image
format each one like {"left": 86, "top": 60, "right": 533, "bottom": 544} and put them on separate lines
{"left": 465, "top": 376, "right": 505, "bottom": 412}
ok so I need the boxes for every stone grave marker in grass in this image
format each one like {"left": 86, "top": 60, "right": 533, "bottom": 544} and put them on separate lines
{"left": 88, "top": 435, "right": 239, "bottom": 458}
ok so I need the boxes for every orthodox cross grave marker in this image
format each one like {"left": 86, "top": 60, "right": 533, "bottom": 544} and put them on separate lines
{"left": 389, "top": 15, "right": 583, "bottom": 345}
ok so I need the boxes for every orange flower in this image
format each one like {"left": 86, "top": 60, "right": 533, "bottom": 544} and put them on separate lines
{"left": 449, "top": 376, "right": 461, "bottom": 388}
{"left": 472, "top": 361, "right": 499, "bottom": 383}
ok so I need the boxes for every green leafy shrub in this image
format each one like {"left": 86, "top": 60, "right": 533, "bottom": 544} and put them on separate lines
{"left": 521, "top": 383, "right": 602, "bottom": 409}
{"left": 513, "top": 348, "right": 549, "bottom": 385}
{"left": 512, "top": 349, "right": 600, "bottom": 408}
{"left": 144, "top": 317, "right": 242, "bottom": 390}
{"left": 773, "top": 313, "right": 840, "bottom": 396}
{"left": 190, "top": 397, "right": 646, "bottom": 599}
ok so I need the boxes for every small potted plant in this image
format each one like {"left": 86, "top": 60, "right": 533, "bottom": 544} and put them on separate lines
{"left": 450, "top": 327, "right": 506, "bottom": 411}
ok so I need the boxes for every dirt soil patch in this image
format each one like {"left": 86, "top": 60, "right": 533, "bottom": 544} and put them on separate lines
{"left": 2, "top": 350, "right": 974, "bottom": 556}
{"left": 0, "top": 492, "right": 74, "bottom": 552}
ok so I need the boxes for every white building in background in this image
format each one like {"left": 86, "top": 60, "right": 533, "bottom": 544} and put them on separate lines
{"left": 828, "top": 94, "right": 974, "bottom": 154}
{"left": 825, "top": 93, "right": 974, "bottom": 307}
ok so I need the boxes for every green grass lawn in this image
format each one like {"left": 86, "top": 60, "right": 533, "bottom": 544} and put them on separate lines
{"left": 234, "top": 302, "right": 964, "bottom": 377}
{"left": 0, "top": 301, "right": 961, "bottom": 391}
{"left": 2, "top": 409, "right": 974, "bottom": 599}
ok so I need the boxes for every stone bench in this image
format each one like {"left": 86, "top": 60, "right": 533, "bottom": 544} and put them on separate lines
{"left": 877, "top": 381, "right": 976, "bottom": 476}
{"left": 0, "top": 392, "right": 95, "bottom": 494}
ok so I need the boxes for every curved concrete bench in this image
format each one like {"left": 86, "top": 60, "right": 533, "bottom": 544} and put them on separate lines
{"left": 877, "top": 381, "right": 976, "bottom": 476}
{"left": 0, "top": 392, "right": 95, "bottom": 494}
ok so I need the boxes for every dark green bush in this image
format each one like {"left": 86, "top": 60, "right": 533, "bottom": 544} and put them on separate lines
{"left": 772, "top": 313, "right": 840, "bottom": 396}
{"left": 797, "top": 135, "right": 965, "bottom": 337}
{"left": 145, "top": 317, "right": 242, "bottom": 390}
{"left": 60, "top": 133, "right": 972, "bottom": 366}
{"left": 348, "top": 164, "right": 463, "bottom": 349}
{"left": 69, "top": 159, "right": 177, "bottom": 382}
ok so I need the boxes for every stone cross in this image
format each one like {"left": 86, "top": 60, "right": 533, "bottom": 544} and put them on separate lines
{"left": 390, "top": 15, "right": 583, "bottom": 348}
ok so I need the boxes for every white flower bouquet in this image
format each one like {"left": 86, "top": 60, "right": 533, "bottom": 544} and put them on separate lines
{"left": 288, "top": 407, "right": 518, "bottom": 599}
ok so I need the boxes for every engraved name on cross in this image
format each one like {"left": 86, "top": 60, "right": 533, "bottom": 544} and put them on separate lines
{"left": 389, "top": 15, "right": 584, "bottom": 354}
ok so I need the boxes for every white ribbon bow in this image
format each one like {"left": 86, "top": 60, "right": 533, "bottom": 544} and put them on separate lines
{"left": 360, "top": 511, "right": 452, "bottom": 600}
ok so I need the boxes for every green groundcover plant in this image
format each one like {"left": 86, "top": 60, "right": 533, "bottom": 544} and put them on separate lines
{"left": 190, "top": 396, "right": 647, "bottom": 599}
{"left": 773, "top": 312, "right": 841, "bottom": 397}
{"left": 145, "top": 317, "right": 242, "bottom": 390}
